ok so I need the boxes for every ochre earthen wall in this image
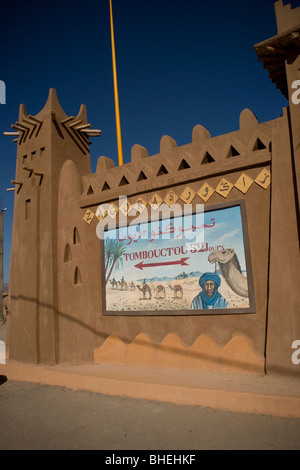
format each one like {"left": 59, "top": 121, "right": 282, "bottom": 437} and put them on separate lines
{"left": 6, "top": 0, "right": 300, "bottom": 377}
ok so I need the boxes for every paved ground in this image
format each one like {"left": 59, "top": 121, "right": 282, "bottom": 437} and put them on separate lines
{"left": 1, "top": 322, "right": 300, "bottom": 451}
{"left": 1, "top": 377, "right": 300, "bottom": 450}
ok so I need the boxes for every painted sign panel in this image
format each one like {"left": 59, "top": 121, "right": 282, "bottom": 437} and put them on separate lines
{"left": 102, "top": 201, "right": 255, "bottom": 315}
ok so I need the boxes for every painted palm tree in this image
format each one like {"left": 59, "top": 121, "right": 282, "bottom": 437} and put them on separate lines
{"left": 104, "top": 238, "right": 116, "bottom": 274}
{"left": 105, "top": 238, "right": 127, "bottom": 285}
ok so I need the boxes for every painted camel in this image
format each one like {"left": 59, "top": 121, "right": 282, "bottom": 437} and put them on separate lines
{"left": 118, "top": 280, "right": 127, "bottom": 290}
{"left": 137, "top": 283, "right": 152, "bottom": 300}
{"left": 128, "top": 281, "right": 135, "bottom": 291}
{"left": 208, "top": 248, "right": 248, "bottom": 298}
{"left": 155, "top": 284, "right": 166, "bottom": 299}
{"left": 168, "top": 284, "right": 183, "bottom": 299}
{"left": 109, "top": 279, "right": 118, "bottom": 289}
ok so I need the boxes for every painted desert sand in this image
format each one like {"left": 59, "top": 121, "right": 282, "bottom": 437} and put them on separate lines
{"left": 106, "top": 276, "right": 249, "bottom": 312}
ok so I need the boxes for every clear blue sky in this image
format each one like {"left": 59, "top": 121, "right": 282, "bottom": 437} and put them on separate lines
{"left": 0, "top": 0, "right": 297, "bottom": 284}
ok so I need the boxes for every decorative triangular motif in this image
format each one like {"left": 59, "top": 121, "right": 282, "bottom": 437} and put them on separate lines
{"left": 157, "top": 164, "right": 168, "bottom": 176}
{"left": 253, "top": 138, "right": 267, "bottom": 151}
{"left": 227, "top": 145, "right": 240, "bottom": 158}
{"left": 87, "top": 185, "right": 94, "bottom": 195}
{"left": 201, "top": 152, "right": 215, "bottom": 164}
{"left": 119, "top": 176, "right": 130, "bottom": 186}
{"left": 137, "top": 171, "right": 147, "bottom": 181}
{"left": 178, "top": 159, "right": 191, "bottom": 170}
{"left": 102, "top": 181, "right": 110, "bottom": 191}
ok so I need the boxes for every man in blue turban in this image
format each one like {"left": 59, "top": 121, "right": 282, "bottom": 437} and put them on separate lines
{"left": 191, "top": 272, "right": 228, "bottom": 309}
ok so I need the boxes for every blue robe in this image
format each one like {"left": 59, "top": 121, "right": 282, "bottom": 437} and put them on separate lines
{"left": 191, "top": 292, "right": 228, "bottom": 309}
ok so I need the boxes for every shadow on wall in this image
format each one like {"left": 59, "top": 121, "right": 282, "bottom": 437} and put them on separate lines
{"left": 6, "top": 294, "right": 269, "bottom": 373}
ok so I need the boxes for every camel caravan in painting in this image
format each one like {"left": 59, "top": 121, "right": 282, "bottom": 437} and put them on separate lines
{"left": 105, "top": 242, "right": 250, "bottom": 313}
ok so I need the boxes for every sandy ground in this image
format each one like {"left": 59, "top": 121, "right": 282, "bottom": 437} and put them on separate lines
{"left": 1, "top": 322, "right": 300, "bottom": 450}
{"left": 106, "top": 276, "right": 249, "bottom": 312}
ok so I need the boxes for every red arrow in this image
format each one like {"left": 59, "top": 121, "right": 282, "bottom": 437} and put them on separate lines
{"left": 134, "top": 257, "right": 189, "bottom": 270}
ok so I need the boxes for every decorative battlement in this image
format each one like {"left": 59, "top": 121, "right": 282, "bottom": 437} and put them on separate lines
{"left": 4, "top": 89, "right": 273, "bottom": 205}
{"left": 274, "top": 0, "right": 300, "bottom": 34}
{"left": 80, "top": 108, "right": 273, "bottom": 209}
{"left": 255, "top": 1, "right": 300, "bottom": 98}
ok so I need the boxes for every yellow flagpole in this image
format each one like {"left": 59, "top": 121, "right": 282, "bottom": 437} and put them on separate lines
{"left": 109, "top": 0, "right": 124, "bottom": 166}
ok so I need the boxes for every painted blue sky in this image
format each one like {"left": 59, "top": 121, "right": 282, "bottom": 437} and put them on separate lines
{"left": 105, "top": 204, "right": 246, "bottom": 281}
{"left": 0, "top": 0, "right": 298, "bottom": 283}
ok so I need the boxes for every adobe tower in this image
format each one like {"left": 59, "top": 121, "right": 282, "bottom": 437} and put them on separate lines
{"left": 8, "top": 89, "right": 100, "bottom": 364}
